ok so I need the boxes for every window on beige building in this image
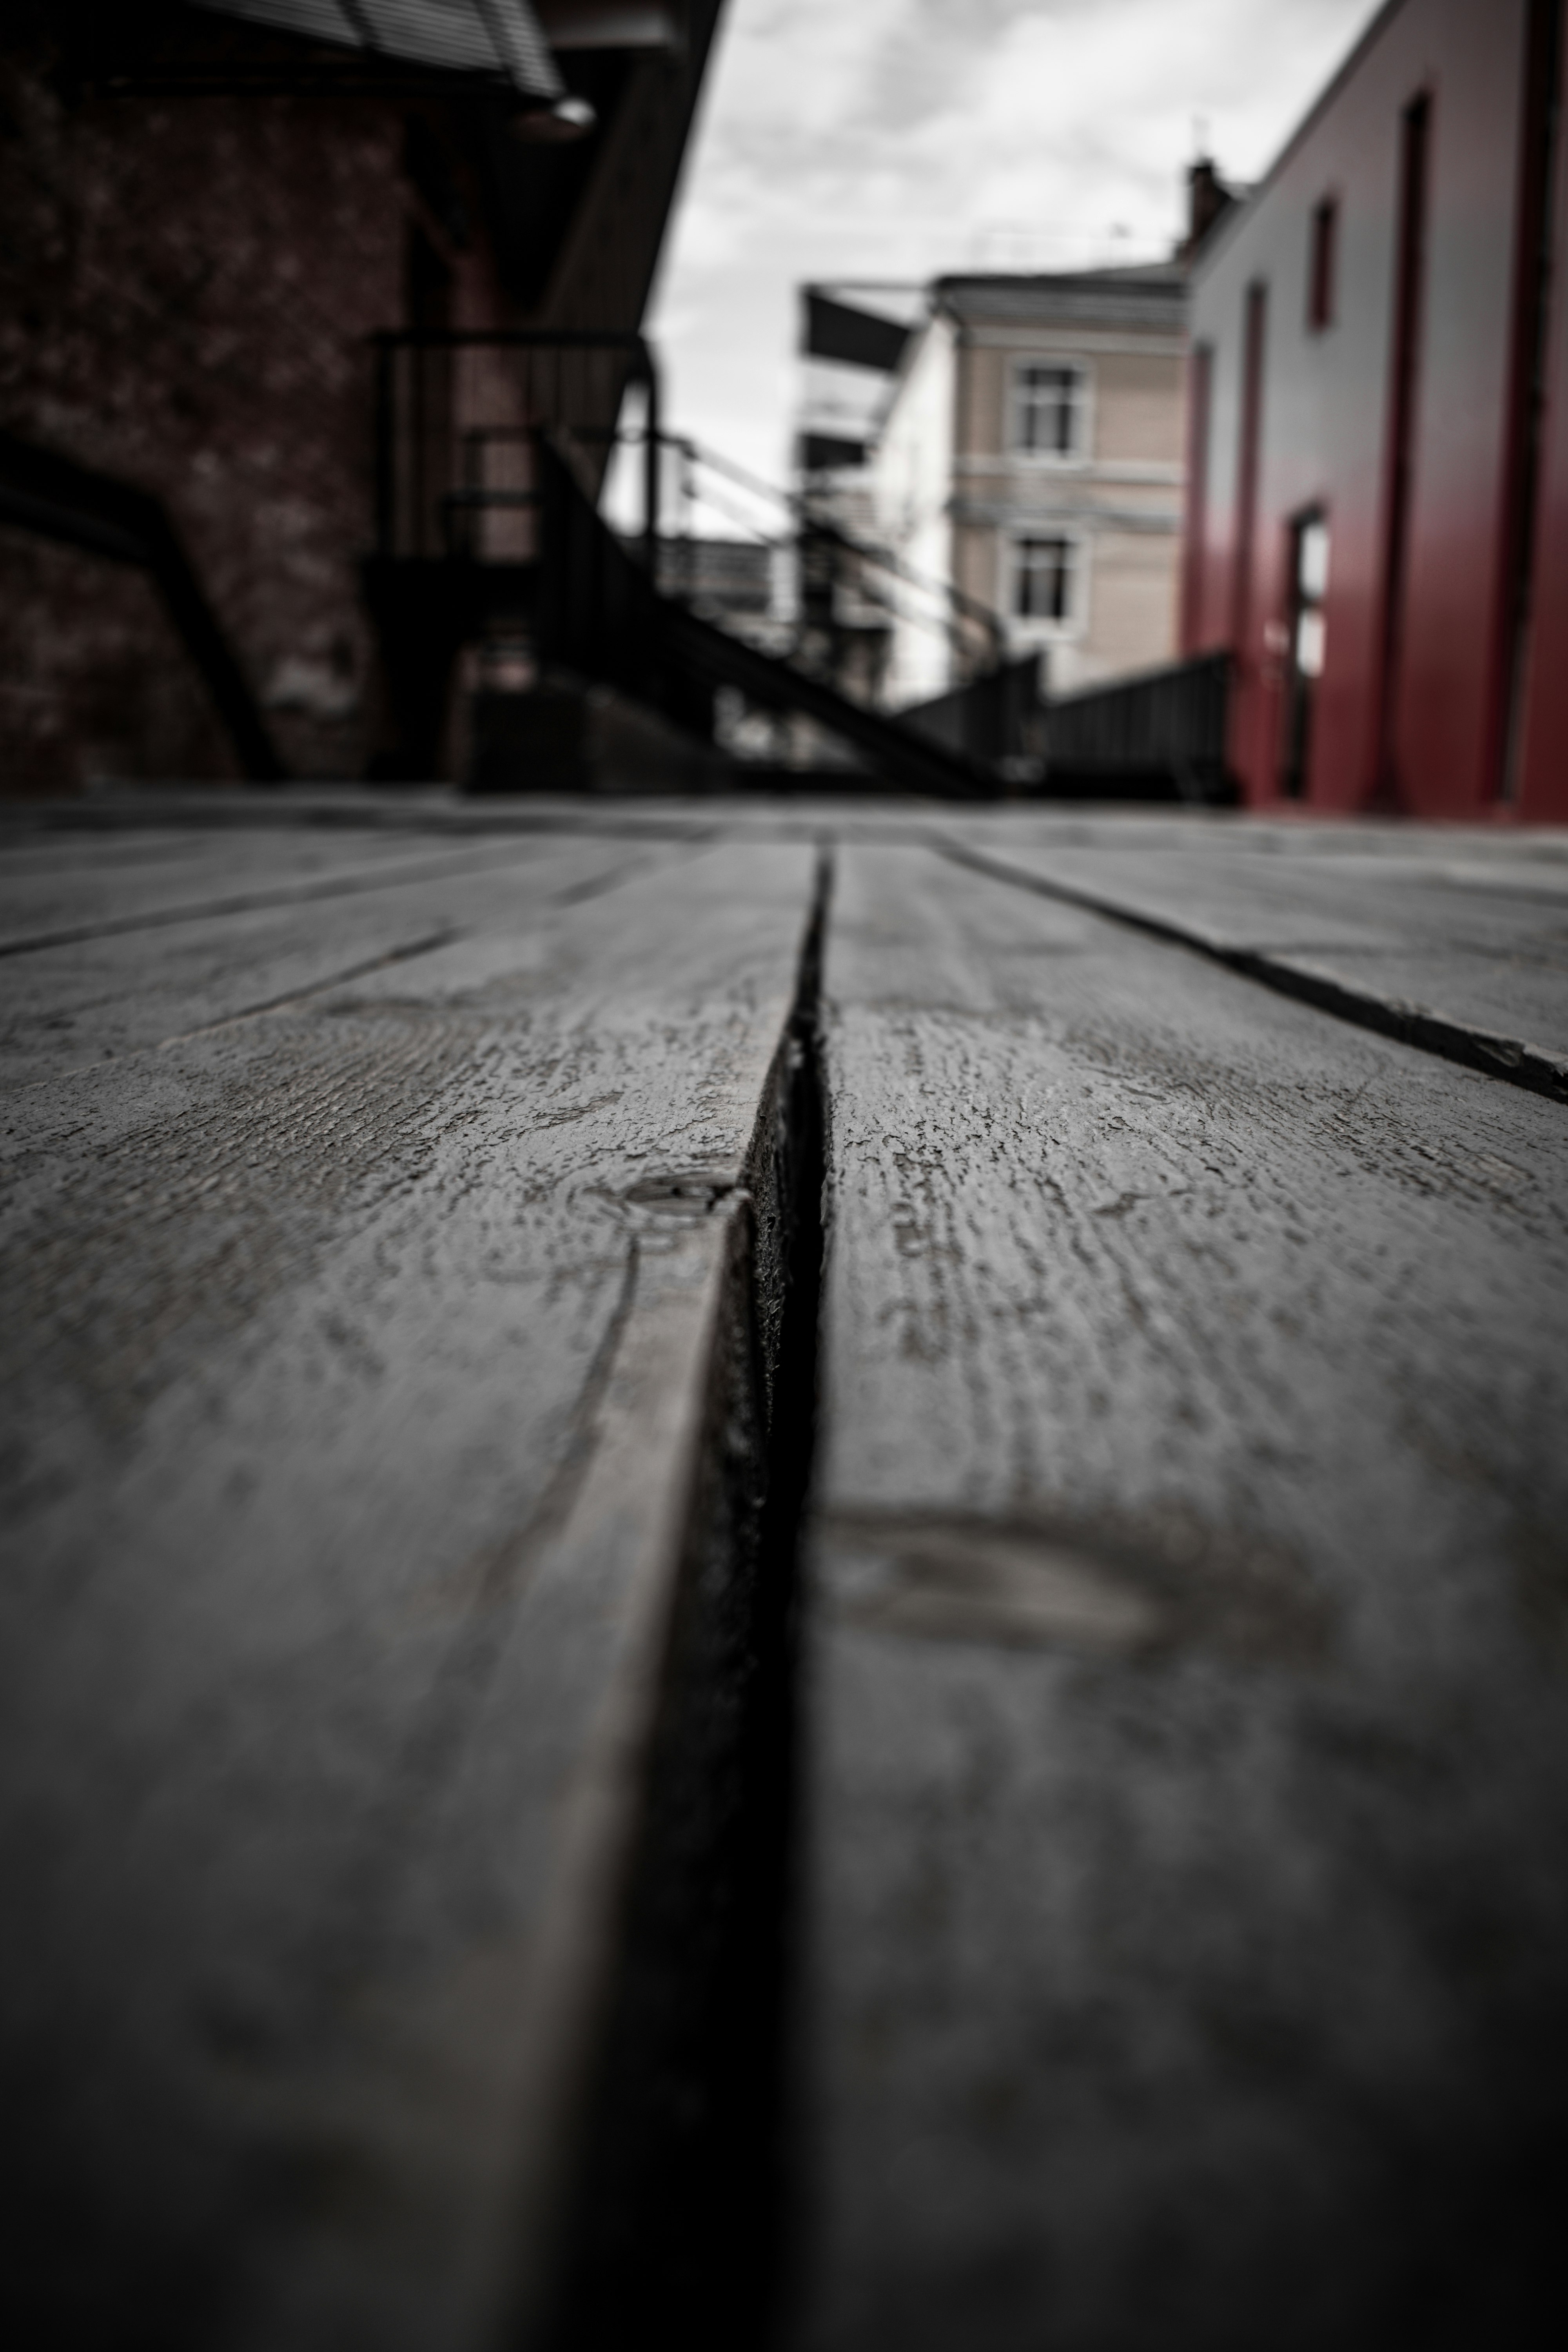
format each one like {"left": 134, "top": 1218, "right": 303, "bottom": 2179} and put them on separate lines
{"left": 1012, "top": 362, "right": 1089, "bottom": 457}
{"left": 1013, "top": 532, "right": 1080, "bottom": 624}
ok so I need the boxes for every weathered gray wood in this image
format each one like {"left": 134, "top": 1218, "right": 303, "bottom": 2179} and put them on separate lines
{"left": 0, "top": 836, "right": 816, "bottom": 2347}
{"left": 0, "top": 825, "right": 221, "bottom": 880}
{"left": 0, "top": 828, "right": 608, "bottom": 956}
{"left": 0, "top": 787, "right": 727, "bottom": 851}
{"left": 943, "top": 822, "right": 1568, "bottom": 960}
{"left": 798, "top": 841, "right": 1568, "bottom": 2350}
{"left": 946, "top": 809, "right": 1568, "bottom": 879}
{"left": 936, "top": 820, "right": 1568, "bottom": 1086}
{"left": 0, "top": 835, "right": 667, "bottom": 1088}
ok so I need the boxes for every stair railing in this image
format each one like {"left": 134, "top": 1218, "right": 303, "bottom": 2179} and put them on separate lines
{"left": 370, "top": 328, "right": 660, "bottom": 567}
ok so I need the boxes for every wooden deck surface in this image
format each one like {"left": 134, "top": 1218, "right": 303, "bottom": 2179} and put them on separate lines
{"left": 934, "top": 819, "right": 1568, "bottom": 1092}
{"left": 2, "top": 795, "right": 1566, "bottom": 2349}
{"left": 802, "top": 837, "right": 1568, "bottom": 2350}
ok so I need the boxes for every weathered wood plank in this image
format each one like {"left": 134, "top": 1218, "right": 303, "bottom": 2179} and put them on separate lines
{"left": 0, "top": 828, "right": 617, "bottom": 956}
{"left": 936, "top": 821, "right": 1568, "bottom": 1087}
{"left": 0, "top": 837, "right": 816, "bottom": 2346}
{"left": 0, "top": 788, "right": 725, "bottom": 853}
{"left": 945, "top": 822, "right": 1568, "bottom": 960}
{"left": 797, "top": 841, "right": 1568, "bottom": 2349}
{"left": 0, "top": 834, "right": 666, "bottom": 1088}
{"left": 0, "top": 817, "right": 481, "bottom": 877}
{"left": 0, "top": 825, "right": 223, "bottom": 882}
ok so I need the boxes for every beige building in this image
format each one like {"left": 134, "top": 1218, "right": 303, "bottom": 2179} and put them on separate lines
{"left": 870, "top": 268, "right": 1189, "bottom": 705}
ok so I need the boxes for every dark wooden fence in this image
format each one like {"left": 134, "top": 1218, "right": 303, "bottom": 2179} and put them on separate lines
{"left": 1042, "top": 650, "right": 1234, "bottom": 800}
{"left": 896, "top": 647, "right": 1234, "bottom": 800}
{"left": 899, "top": 653, "right": 1045, "bottom": 771}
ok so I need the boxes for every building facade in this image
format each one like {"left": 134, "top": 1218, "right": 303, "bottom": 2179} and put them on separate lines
{"left": 0, "top": 1, "right": 720, "bottom": 788}
{"left": 868, "top": 270, "right": 1189, "bottom": 707}
{"left": 1185, "top": 0, "right": 1568, "bottom": 822}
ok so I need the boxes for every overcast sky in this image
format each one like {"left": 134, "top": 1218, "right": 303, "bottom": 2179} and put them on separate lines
{"left": 639, "top": 0, "right": 1385, "bottom": 504}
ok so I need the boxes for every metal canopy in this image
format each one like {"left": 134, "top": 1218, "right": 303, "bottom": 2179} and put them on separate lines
{"left": 190, "top": 0, "right": 565, "bottom": 99}
{"left": 803, "top": 290, "right": 912, "bottom": 375}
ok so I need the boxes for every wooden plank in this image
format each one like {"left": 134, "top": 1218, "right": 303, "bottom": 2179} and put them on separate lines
{"left": 0, "top": 834, "right": 666, "bottom": 1089}
{"left": 0, "top": 827, "right": 616, "bottom": 956}
{"left": 0, "top": 819, "right": 490, "bottom": 881}
{"left": 944, "top": 822, "right": 1568, "bottom": 965}
{"left": 0, "top": 836, "right": 817, "bottom": 2346}
{"left": 797, "top": 841, "right": 1568, "bottom": 2348}
{"left": 0, "top": 826, "right": 223, "bottom": 880}
{"left": 0, "top": 787, "right": 726, "bottom": 853}
{"left": 936, "top": 819, "right": 1568, "bottom": 1091}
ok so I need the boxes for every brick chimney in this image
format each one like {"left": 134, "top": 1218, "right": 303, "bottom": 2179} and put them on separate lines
{"left": 1179, "top": 158, "right": 1236, "bottom": 266}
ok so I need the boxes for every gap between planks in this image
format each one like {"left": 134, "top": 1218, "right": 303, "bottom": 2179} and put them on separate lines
{"left": 436, "top": 855, "right": 831, "bottom": 2351}
{"left": 933, "top": 834, "right": 1568, "bottom": 1105}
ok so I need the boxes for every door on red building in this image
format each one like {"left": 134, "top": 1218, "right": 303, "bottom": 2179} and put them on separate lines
{"left": 1279, "top": 508, "right": 1329, "bottom": 799}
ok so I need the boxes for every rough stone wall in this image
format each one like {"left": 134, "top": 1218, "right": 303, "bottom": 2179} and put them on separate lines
{"left": 0, "top": 530, "right": 235, "bottom": 786}
{"left": 0, "top": 42, "right": 421, "bottom": 787}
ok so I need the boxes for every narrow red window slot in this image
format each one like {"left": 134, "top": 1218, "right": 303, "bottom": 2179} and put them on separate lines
{"left": 1308, "top": 197, "right": 1338, "bottom": 332}
{"left": 1232, "top": 281, "right": 1269, "bottom": 655}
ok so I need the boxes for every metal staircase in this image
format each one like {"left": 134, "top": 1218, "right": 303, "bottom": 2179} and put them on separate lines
{"left": 533, "top": 435, "right": 1000, "bottom": 796}
{"left": 363, "top": 327, "right": 1002, "bottom": 792}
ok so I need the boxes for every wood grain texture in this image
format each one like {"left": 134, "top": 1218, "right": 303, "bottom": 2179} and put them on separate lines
{"left": 0, "top": 835, "right": 816, "bottom": 2347}
{"left": 0, "top": 828, "right": 559, "bottom": 955}
{"left": 936, "top": 820, "right": 1568, "bottom": 1088}
{"left": 0, "top": 788, "right": 727, "bottom": 852}
{"left": 7, "top": 796, "right": 1568, "bottom": 2350}
{"left": 798, "top": 841, "right": 1568, "bottom": 2351}
{"left": 0, "top": 835, "right": 666, "bottom": 1089}
{"left": 0, "top": 828, "right": 630, "bottom": 955}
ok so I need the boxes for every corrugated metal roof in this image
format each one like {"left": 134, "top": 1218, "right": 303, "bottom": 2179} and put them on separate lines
{"left": 535, "top": 4, "right": 681, "bottom": 45}
{"left": 191, "top": 0, "right": 564, "bottom": 99}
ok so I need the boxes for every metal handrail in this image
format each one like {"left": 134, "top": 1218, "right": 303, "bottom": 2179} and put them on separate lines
{"left": 576, "top": 421, "right": 1007, "bottom": 675}
{"left": 681, "top": 432, "right": 1008, "bottom": 668}
{"left": 370, "top": 327, "right": 661, "bottom": 564}
{"left": 371, "top": 331, "right": 998, "bottom": 672}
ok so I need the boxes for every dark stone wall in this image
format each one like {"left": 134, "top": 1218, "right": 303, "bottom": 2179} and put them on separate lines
{"left": 0, "top": 39, "right": 496, "bottom": 787}
{"left": 0, "top": 530, "right": 235, "bottom": 787}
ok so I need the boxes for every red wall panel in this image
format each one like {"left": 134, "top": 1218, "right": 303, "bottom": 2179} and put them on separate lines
{"left": 1517, "top": 15, "right": 1568, "bottom": 817}
{"left": 1189, "top": 0, "right": 1567, "bottom": 821}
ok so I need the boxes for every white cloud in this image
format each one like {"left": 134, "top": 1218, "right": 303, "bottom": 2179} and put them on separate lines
{"left": 641, "top": 0, "right": 1385, "bottom": 497}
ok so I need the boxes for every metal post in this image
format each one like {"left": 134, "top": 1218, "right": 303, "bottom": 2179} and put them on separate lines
{"left": 374, "top": 339, "right": 394, "bottom": 557}
{"left": 639, "top": 341, "right": 661, "bottom": 571}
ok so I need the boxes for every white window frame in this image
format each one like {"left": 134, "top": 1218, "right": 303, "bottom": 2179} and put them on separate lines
{"left": 1009, "top": 358, "right": 1093, "bottom": 464}
{"left": 1006, "top": 526, "right": 1088, "bottom": 639}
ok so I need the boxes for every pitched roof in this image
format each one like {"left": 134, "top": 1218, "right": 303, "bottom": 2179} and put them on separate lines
{"left": 935, "top": 267, "right": 1186, "bottom": 332}
{"left": 191, "top": 0, "right": 564, "bottom": 99}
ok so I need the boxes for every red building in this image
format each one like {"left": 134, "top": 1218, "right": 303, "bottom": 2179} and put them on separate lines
{"left": 1184, "top": 0, "right": 1568, "bottom": 822}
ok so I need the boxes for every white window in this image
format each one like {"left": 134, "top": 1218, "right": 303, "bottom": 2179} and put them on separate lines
{"left": 1013, "top": 533, "right": 1079, "bottom": 626}
{"left": 1013, "top": 361, "right": 1088, "bottom": 458}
